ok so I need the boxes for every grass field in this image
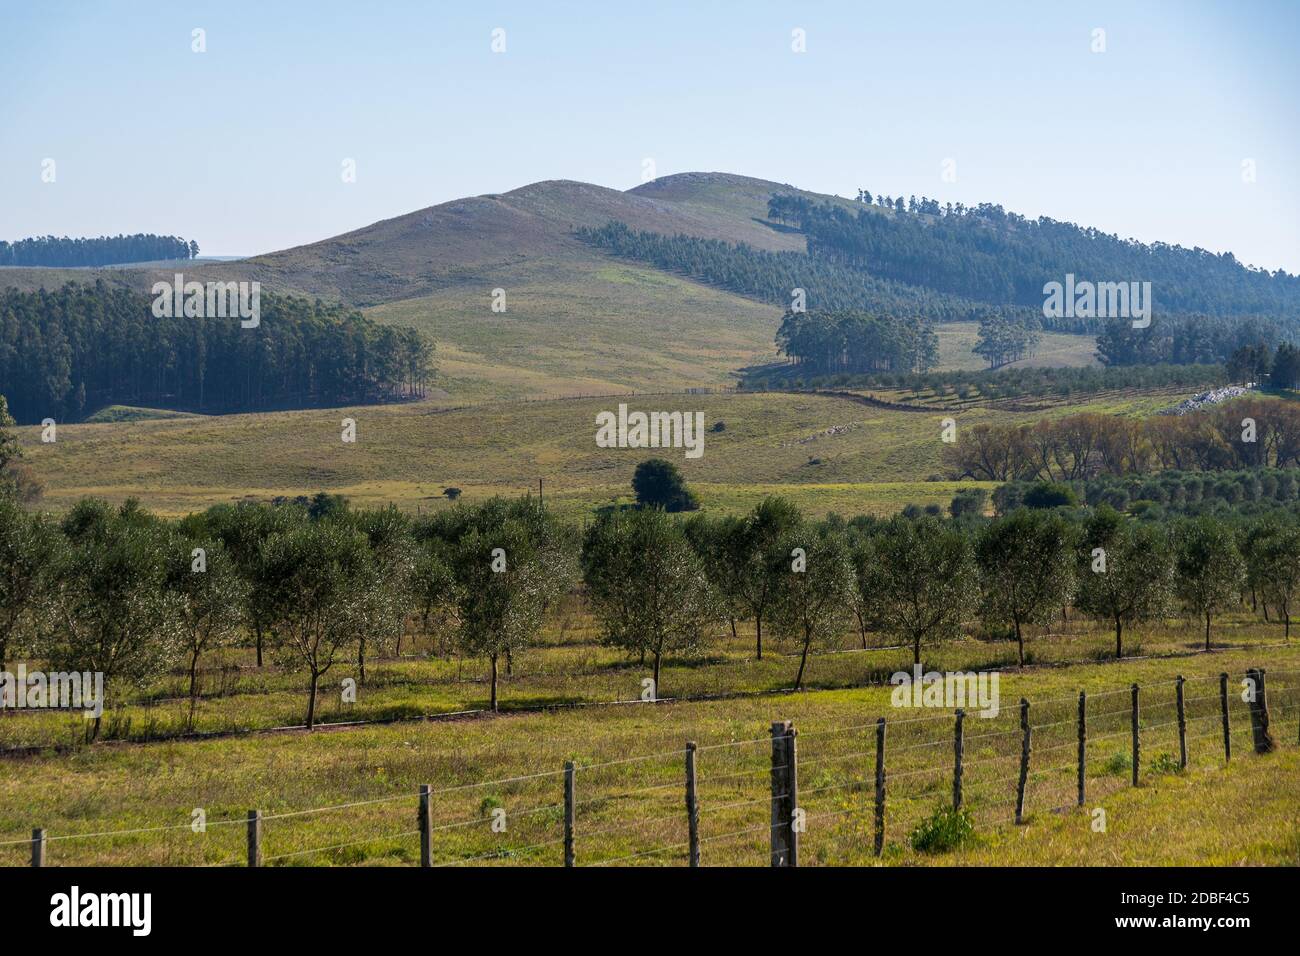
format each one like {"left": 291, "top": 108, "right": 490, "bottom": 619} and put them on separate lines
{"left": 932, "top": 321, "right": 1099, "bottom": 372}
{"left": 1, "top": 635, "right": 1295, "bottom": 867}
{"left": 18, "top": 387, "right": 1193, "bottom": 518}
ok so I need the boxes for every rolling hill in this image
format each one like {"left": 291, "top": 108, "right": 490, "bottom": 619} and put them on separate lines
{"left": 0, "top": 172, "right": 1129, "bottom": 403}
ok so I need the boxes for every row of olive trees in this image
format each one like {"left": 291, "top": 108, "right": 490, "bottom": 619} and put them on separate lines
{"left": 0, "top": 493, "right": 577, "bottom": 731}
{"left": 5, "top": 490, "right": 1294, "bottom": 728}
{"left": 586, "top": 498, "right": 1298, "bottom": 691}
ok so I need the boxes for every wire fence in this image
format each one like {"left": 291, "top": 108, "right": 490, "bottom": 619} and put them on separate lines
{"left": 3, "top": 665, "right": 1297, "bottom": 867}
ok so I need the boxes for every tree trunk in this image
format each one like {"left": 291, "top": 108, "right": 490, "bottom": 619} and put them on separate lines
{"left": 306, "top": 671, "right": 319, "bottom": 730}
{"left": 729, "top": 617, "right": 737, "bottom": 642}
{"left": 395, "top": 631, "right": 403, "bottom": 657}
{"left": 255, "top": 625, "right": 263, "bottom": 668}
{"left": 1114, "top": 618, "right": 1123, "bottom": 659}
{"left": 490, "top": 654, "right": 499, "bottom": 712}
{"left": 1205, "top": 611, "right": 1212, "bottom": 652}
{"left": 358, "top": 639, "right": 366, "bottom": 685}
{"left": 1015, "top": 619, "right": 1024, "bottom": 669}
{"left": 188, "top": 649, "right": 201, "bottom": 730}
{"left": 653, "top": 651, "right": 661, "bottom": 696}
{"left": 794, "top": 634, "right": 811, "bottom": 690}
{"left": 755, "top": 615, "right": 763, "bottom": 660}
{"left": 506, "top": 647, "right": 513, "bottom": 676}
{"left": 913, "top": 633, "right": 921, "bottom": 665}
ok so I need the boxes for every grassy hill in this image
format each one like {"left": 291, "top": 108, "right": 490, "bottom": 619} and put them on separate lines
{"left": 2, "top": 173, "right": 1105, "bottom": 406}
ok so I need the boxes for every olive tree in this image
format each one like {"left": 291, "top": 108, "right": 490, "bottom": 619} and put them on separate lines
{"left": 770, "top": 526, "right": 854, "bottom": 690}
{"left": 733, "top": 497, "right": 803, "bottom": 660}
{"left": 860, "top": 516, "right": 977, "bottom": 665}
{"left": 1074, "top": 507, "right": 1173, "bottom": 659}
{"left": 163, "top": 537, "right": 248, "bottom": 728}
{"left": 1172, "top": 517, "right": 1245, "bottom": 650}
{"left": 0, "top": 497, "right": 61, "bottom": 672}
{"left": 583, "top": 508, "right": 719, "bottom": 697}
{"left": 44, "top": 506, "right": 183, "bottom": 738}
{"left": 260, "top": 521, "right": 382, "bottom": 729}
{"left": 975, "top": 509, "right": 1077, "bottom": 667}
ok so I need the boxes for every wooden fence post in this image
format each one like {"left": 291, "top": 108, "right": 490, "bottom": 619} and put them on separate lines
{"left": 873, "top": 717, "right": 886, "bottom": 857}
{"left": 30, "top": 828, "right": 45, "bottom": 867}
{"left": 1247, "top": 668, "right": 1277, "bottom": 754}
{"left": 563, "top": 761, "right": 575, "bottom": 867}
{"left": 418, "top": 784, "right": 432, "bottom": 868}
{"left": 1015, "top": 699, "right": 1031, "bottom": 824}
{"left": 246, "top": 809, "right": 261, "bottom": 867}
{"left": 1219, "top": 672, "right": 1231, "bottom": 762}
{"left": 1176, "top": 676, "right": 1187, "bottom": 770}
{"left": 952, "top": 709, "right": 965, "bottom": 812}
{"left": 1130, "top": 684, "right": 1140, "bottom": 787}
{"left": 770, "top": 720, "right": 794, "bottom": 867}
{"left": 787, "top": 723, "right": 800, "bottom": 868}
{"left": 685, "top": 742, "right": 700, "bottom": 867}
{"left": 1077, "top": 690, "right": 1087, "bottom": 807}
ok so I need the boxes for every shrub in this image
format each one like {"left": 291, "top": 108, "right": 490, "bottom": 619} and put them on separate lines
{"left": 909, "top": 806, "right": 975, "bottom": 854}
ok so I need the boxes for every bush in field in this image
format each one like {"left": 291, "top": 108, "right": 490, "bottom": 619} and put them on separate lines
{"left": 949, "top": 487, "right": 987, "bottom": 519}
{"left": 1022, "top": 481, "right": 1078, "bottom": 509}
{"left": 910, "top": 806, "right": 975, "bottom": 854}
{"left": 582, "top": 507, "right": 719, "bottom": 695}
{"left": 631, "top": 458, "right": 699, "bottom": 512}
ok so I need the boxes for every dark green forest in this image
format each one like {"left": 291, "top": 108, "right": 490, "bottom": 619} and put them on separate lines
{"left": 768, "top": 193, "right": 1300, "bottom": 321}
{"left": 0, "top": 283, "right": 434, "bottom": 423}
{"left": 775, "top": 309, "right": 938, "bottom": 375}
{"left": 0, "top": 234, "right": 198, "bottom": 267}
{"left": 574, "top": 220, "right": 1039, "bottom": 327}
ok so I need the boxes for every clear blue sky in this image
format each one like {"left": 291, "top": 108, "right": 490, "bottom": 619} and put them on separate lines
{"left": 2, "top": 0, "right": 1297, "bottom": 270}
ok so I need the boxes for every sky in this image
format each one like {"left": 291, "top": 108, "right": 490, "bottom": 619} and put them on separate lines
{"left": 1, "top": 0, "right": 1298, "bottom": 270}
